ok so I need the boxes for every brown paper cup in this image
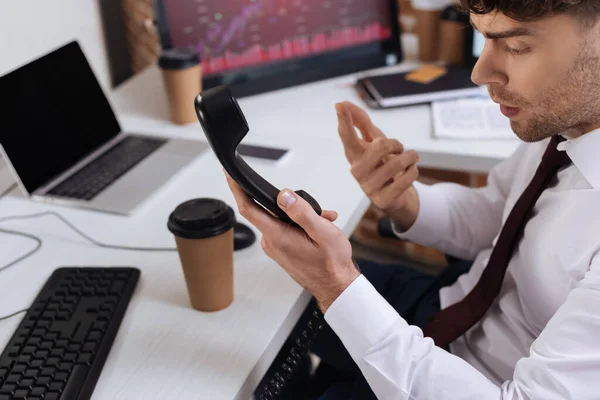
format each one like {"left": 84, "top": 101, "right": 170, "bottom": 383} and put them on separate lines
{"left": 415, "top": 9, "right": 441, "bottom": 62}
{"left": 167, "top": 198, "right": 236, "bottom": 312}
{"left": 439, "top": 21, "right": 465, "bottom": 65}
{"left": 162, "top": 66, "right": 202, "bottom": 125}
{"left": 175, "top": 229, "right": 234, "bottom": 312}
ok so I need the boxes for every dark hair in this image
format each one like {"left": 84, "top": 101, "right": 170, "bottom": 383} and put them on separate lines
{"left": 459, "top": 0, "right": 600, "bottom": 23}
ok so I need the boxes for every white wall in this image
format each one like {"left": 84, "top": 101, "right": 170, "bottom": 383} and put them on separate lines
{"left": 0, "top": 0, "right": 111, "bottom": 91}
{"left": 0, "top": 0, "right": 112, "bottom": 175}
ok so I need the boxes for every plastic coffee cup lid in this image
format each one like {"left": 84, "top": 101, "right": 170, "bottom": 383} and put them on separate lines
{"left": 167, "top": 198, "right": 235, "bottom": 239}
{"left": 159, "top": 47, "right": 201, "bottom": 70}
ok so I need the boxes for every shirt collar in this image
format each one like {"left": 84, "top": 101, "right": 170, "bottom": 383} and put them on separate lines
{"left": 557, "top": 128, "right": 600, "bottom": 189}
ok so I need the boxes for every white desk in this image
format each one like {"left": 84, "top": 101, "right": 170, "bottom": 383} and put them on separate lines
{"left": 0, "top": 58, "right": 520, "bottom": 399}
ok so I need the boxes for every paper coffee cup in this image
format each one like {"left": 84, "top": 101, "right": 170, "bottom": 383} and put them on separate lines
{"left": 167, "top": 198, "right": 236, "bottom": 312}
{"left": 415, "top": 9, "right": 442, "bottom": 62}
{"left": 159, "top": 48, "right": 202, "bottom": 125}
{"left": 410, "top": 0, "right": 454, "bottom": 62}
{"left": 439, "top": 5, "right": 470, "bottom": 65}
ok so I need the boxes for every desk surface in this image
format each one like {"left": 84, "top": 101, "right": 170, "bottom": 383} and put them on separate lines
{"left": 0, "top": 56, "right": 520, "bottom": 400}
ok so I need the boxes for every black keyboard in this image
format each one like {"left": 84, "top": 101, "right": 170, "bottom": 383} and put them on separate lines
{"left": 48, "top": 136, "right": 167, "bottom": 200}
{"left": 0, "top": 267, "right": 140, "bottom": 400}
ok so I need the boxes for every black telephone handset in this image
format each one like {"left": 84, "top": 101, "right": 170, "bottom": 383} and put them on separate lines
{"left": 194, "top": 85, "right": 325, "bottom": 399}
{"left": 194, "top": 85, "right": 322, "bottom": 230}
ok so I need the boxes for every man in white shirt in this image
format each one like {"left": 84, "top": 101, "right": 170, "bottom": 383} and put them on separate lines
{"left": 230, "top": 1, "right": 600, "bottom": 399}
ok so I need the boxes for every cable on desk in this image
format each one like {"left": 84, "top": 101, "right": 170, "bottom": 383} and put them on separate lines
{"left": 259, "top": 308, "right": 325, "bottom": 400}
{"left": 0, "top": 211, "right": 177, "bottom": 252}
{"left": 0, "top": 308, "right": 29, "bottom": 322}
{"left": 0, "top": 227, "right": 42, "bottom": 274}
{"left": 0, "top": 211, "right": 177, "bottom": 275}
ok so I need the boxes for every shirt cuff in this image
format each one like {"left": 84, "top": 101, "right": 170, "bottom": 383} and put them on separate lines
{"left": 324, "top": 274, "right": 409, "bottom": 362}
{"left": 391, "top": 181, "right": 448, "bottom": 244}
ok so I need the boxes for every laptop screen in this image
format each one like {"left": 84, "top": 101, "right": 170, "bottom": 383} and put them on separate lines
{"left": 0, "top": 41, "right": 121, "bottom": 193}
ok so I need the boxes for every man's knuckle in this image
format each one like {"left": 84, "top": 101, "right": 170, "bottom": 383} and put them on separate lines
{"left": 371, "top": 193, "right": 384, "bottom": 207}
{"left": 361, "top": 182, "right": 374, "bottom": 195}
{"left": 372, "top": 137, "right": 385, "bottom": 151}
{"left": 261, "top": 237, "right": 271, "bottom": 254}
{"left": 238, "top": 204, "right": 251, "bottom": 218}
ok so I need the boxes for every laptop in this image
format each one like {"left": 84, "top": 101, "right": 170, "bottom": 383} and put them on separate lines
{"left": 0, "top": 41, "right": 207, "bottom": 214}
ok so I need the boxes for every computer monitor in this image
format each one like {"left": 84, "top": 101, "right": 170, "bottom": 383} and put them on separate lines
{"left": 154, "top": 0, "right": 402, "bottom": 97}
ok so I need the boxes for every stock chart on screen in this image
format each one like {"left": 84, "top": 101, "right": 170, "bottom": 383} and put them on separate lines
{"left": 162, "top": 0, "right": 394, "bottom": 76}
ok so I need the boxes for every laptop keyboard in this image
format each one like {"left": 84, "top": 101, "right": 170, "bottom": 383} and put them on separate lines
{"left": 48, "top": 136, "right": 167, "bottom": 201}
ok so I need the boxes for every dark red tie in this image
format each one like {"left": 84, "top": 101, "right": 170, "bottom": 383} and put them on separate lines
{"left": 422, "top": 135, "right": 572, "bottom": 347}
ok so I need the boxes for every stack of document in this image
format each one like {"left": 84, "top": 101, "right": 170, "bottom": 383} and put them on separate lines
{"left": 431, "top": 97, "right": 515, "bottom": 140}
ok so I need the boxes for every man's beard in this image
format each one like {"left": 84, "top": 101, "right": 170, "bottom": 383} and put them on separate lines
{"left": 489, "top": 42, "right": 600, "bottom": 143}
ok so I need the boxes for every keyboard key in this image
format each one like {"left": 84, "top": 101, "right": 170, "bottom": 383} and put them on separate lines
{"left": 19, "top": 378, "right": 34, "bottom": 388}
{"left": 0, "top": 384, "right": 16, "bottom": 394}
{"left": 58, "top": 363, "right": 72, "bottom": 372}
{"left": 54, "top": 372, "right": 68, "bottom": 382}
{"left": 45, "top": 392, "right": 60, "bottom": 400}
{"left": 41, "top": 311, "right": 56, "bottom": 320}
{"left": 56, "top": 312, "right": 70, "bottom": 321}
{"left": 30, "top": 386, "right": 46, "bottom": 396}
{"left": 36, "top": 376, "right": 51, "bottom": 386}
{"left": 87, "top": 331, "right": 102, "bottom": 342}
{"left": 92, "top": 321, "right": 108, "bottom": 332}
{"left": 13, "top": 389, "right": 28, "bottom": 398}
{"left": 49, "top": 381, "right": 64, "bottom": 392}
{"left": 82, "top": 342, "right": 96, "bottom": 353}
{"left": 0, "top": 361, "right": 13, "bottom": 370}
{"left": 46, "top": 358, "right": 60, "bottom": 367}
{"left": 34, "top": 350, "right": 49, "bottom": 360}
{"left": 77, "top": 354, "right": 92, "bottom": 365}
{"left": 67, "top": 344, "right": 81, "bottom": 353}
{"left": 32, "top": 329, "right": 45, "bottom": 337}
{"left": 50, "top": 348, "right": 64, "bottom": 358}
{"left": 7, "top": 346, "right": 20, "bottom": 357}
{"left": 17, "top": 355, "right": 31, "bottom": 364}
{"left": 110, "top": 280, "right": 126, "bottom": 294}
{"left": 23, "top": 369, "right": 38, "bottom": 379}
{"left": 11, "top": 364, "right": 26, "bottom": 374}
{"left": 40, "top": 341, "right": 53, "bottom": 350}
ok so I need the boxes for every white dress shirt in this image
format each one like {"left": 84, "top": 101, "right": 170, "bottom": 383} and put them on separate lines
{"left": 325, "top": 129, "right": 600, "bottom": 399}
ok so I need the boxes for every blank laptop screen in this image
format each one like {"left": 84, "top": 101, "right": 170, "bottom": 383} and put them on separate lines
{"left": 0, "top": 41, "right": 121, "bottom": 193}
